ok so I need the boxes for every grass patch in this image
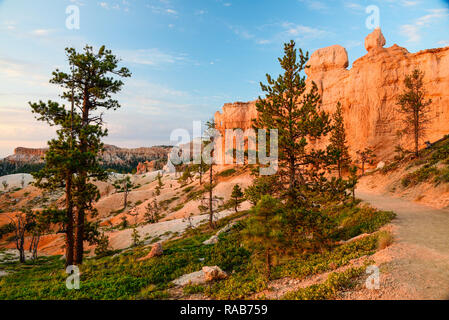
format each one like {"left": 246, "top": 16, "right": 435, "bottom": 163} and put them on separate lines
{"left": 0, "top": 202, "right": 394, "bottom": 300}
{"left": 282, "top": 266, "right": 365, "bottom": 300}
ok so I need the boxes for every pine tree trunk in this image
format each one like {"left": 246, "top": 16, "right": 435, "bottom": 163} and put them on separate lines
{"left": 65, "top": 174, "right": 74, "bottom": 266}
{"left": 209, "top": 163, "right": 214, "bottom": 229}
{"left": 338, "top": 160, "right": 341, "bottom": 178}
{"left": 289, "top": 156, "right": 296, "bottom": 200}
{"left": 74, "top": 196, "right": 85, "bottom": 265}
{"left": 414, "top": 108, "right": 419, "bottom": 157}
{"left": 74, "top": 89, "right": 89, "bottom": 265}
{"left": 265, "top": 249, "right": 271, "bottom": 279}
{"left": 415, "top": 126, "right": 419, "bottom": 157}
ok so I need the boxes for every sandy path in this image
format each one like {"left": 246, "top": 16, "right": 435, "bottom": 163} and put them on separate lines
{"left": 353, "top": 189, "right": 449, "bottom": 299}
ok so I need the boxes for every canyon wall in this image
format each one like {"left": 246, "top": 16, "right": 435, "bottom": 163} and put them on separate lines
{"left": 214, "top": 28, "right": 449, "bottom": 161}
{"left": 0, "top": 145, "right": 171, "bottom": 176}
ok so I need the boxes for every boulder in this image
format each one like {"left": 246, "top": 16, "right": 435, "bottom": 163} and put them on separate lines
{"left": 365, "top": 27, "right": 386, "bottom": 52}
{"left": 172, "top": 266, "right": 228, "bottom": 286}
{"left": 306, "top": 44, "right": 349, "bottom": 74}
{"left": 202, "top": 222, "right": 237, "bottom": 245}
{"left": 203, "top": 235, "right": 218, "bottom": 245}
{"left": 202, "top": 266, "right": 228, "bottom": 282}
{"left": 137, "top": 243, "right": 163, "bottom": 261}
{"left": 172, "top": 270, "right": 205, "bottom": 286}
{"left": 376, "top": 161, "right": 386, "bottom": 169}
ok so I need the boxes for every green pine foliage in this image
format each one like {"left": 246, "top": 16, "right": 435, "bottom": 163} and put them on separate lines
{"left": 328, "top": 102, "right": 351, "bottom": 177}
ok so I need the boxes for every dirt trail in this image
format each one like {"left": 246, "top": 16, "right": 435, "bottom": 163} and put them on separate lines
{"left": 353, "top": 189, "right": 449, "bottom": 299}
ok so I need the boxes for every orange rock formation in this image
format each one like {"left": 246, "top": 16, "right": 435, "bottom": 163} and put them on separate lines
{"left": 214, "top": 28, "right": 449, "bottom": 161}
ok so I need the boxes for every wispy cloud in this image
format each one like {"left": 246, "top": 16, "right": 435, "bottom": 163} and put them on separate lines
{"left": 400, "top": 8, "right": 449, "bottom": 42}
{"left": 98, "top": 0, "right": 130, "bottom": 12}
{"left": 228, "top": 25, "right": 255, "bottom": 40}
{"left": 31, "top": 29, "right": 53, "bottom": 37}
{"left": 344, "top": 2, "right": 364, "bottom": 11}
{"left": 230, "top": 21, "right": 328, "bottom": 46}
{"left": 400, "top": 24, "right": 421, "bottom": 42}
{"left": 299, "top": 0, "right": 329, "bottom": 11}
{"left": 118, "top": 48, "right": 188, "bottom": 67}
{"left": 437, "top": 40, "right": 449, "bottom": 47}
{"left": 280, "top": 22, "right": 328, "bottom": 39}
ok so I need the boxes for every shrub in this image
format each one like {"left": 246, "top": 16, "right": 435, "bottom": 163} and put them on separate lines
{"left": 377, "top": 231, "right": 394, "bottom": 250}
{"left": 217, "top": 168, "right": 236, "bottom": 177}
{"left": 402, "top": 165, "right": 439, "bottom": 188}
{"left": 183, "top": 284, "right": 205, "bottom": 295}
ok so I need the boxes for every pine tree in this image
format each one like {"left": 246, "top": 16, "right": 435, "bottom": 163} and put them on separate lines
{"left": 120, "top": 216, "right": 128, "bottom": 230}
{"left": 347, "top": 165, "right": 358, "bottom": 203}
{"left": 144, "top": 200, "right": 160, "bottom": 224}
{"left": 131, "top": 228, "right": 141, "bottom": 247}
{"left": 396, "top": 69, "right": 432, "bottom": 157}
{"left": 201, "top": 119, "right": 219, "bottom": 229}
{"left": 356, "top": 148, "right": 376, "bottom": 175}
{"left": 113, "top": 176, "right": 133, "bottom": 209}
{"left": 31, "top": 100, "right": 79, "bottom": 266}
{"left": 94, "top": 233, "right": 111, "bottom": 257}
{"left": 328, "top": 102, "right": 351, "bottom": 178}
{"left": 241, "top": 195, "right": 285, "bottom": 279}
{"left": 253, "top": 40, "right": 332, "bottom": 207}
{"left": 230, "top": 184, "right": 244, "bottom": 212}
{"left": 31, "top": 45, "right": 131, "bottom": 265}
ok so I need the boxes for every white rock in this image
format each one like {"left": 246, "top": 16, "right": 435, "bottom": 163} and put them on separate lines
{"left": 376, "top": 161, "right": 386, "bottom": 169}
{"left": 173, "top": 270, "right": 205, "bottom": 286}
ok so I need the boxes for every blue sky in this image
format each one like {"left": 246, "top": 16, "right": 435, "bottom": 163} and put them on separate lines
{"left": 0, "top": 0, "right": 448, "bottom": 157}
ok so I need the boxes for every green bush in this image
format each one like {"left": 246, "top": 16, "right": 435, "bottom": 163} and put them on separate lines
{"left": 217, "top": 168, "right": 236, "bottom": 177}
{"left": 402, "top": 164, "right": 439, "bottom": 187}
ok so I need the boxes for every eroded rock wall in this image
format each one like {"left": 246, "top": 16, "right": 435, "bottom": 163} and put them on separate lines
{"left": 214, "top": 29, "right": 449, "bottom": 161}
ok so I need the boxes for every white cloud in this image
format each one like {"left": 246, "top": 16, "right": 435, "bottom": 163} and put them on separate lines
{"left": 280, "top": 22, "right": 328, "bottom": 39}
{"left": 400, "top": 8, "right": 449, "bottom": 43}
{"left": 229, "top": 25, "right": 254, "bottom": 40}
{"left": 118, "top": 49, "right": 187, "bottom": 67}
{"left": 299, "top": 0, "right": 328, "bottom": 11}
{"left": 437, "top": 40, "right": 449, "bottom": 47}
{"left": 166, "top": 8, "right": 177, "bottom": 15}
{"left": 415, "top": 9, "right": 449, "bottom": 26}
{"left": 400, "top": 0, "right": 419, "bottom": 6}
{"left": 344, "top": 2, "right": 363, "bottom": 11}
{"left": 98, "top": 1, "right": 130, "bottom": 12}
{"left": 31, "top": 29, "right": 52, "bottom": 37}
{"left": 400, "top": 24, "right": 421, "bottom": 42}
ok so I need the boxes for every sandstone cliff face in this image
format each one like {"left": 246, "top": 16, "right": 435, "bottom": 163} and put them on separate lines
{"left": 214, "top": 29, "right": 449, "bottom": 161}
{"left": 6, "top": 147, "right": 46, "bottom": 163}
{"left": 0, "top": 145, "right": 171, "bottom": 175}
{"left": 214, "top": 101, "right": 258, "bottom": 132}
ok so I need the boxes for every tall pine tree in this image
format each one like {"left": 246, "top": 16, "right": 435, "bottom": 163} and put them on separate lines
{"left": 396, "top": 69, "right": 432, "bottom": 157}
{"left": 328, "top": 102, "right": 351, "bottom": 178}
{"left": 253, "top": 40, "right": 332, "bottom": 207}
{"left": 31, "top": 45, "right": 130, "bottom": 265}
